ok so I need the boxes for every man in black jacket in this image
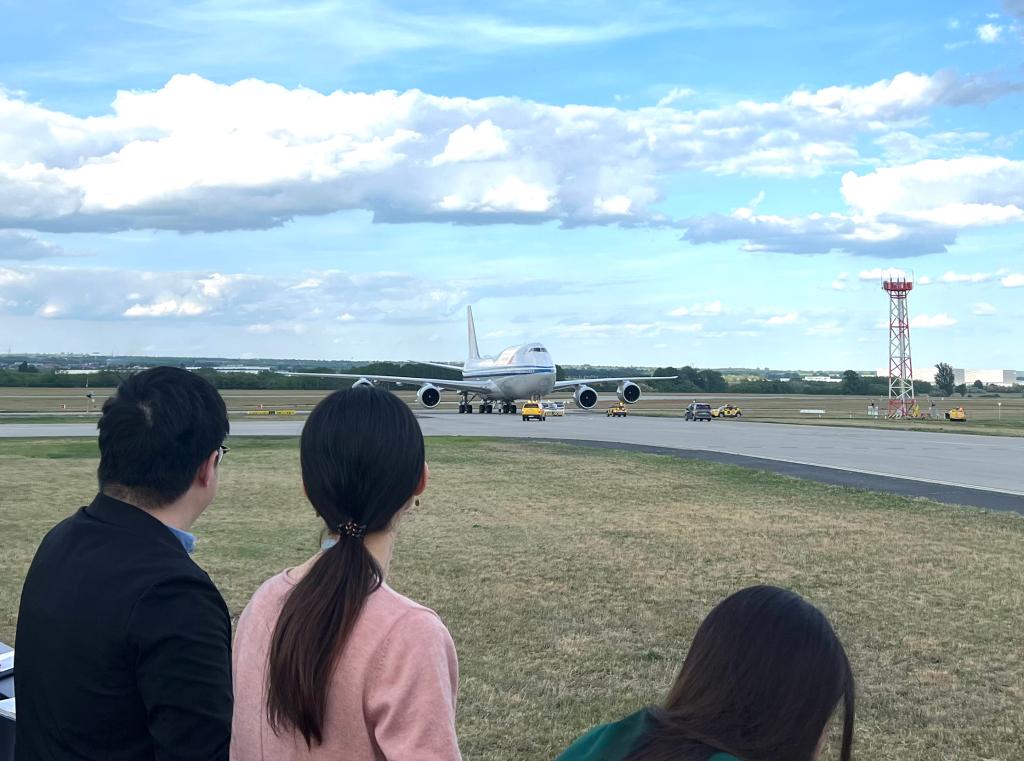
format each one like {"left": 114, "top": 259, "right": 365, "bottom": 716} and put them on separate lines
{"left": 15, "top": 367, "right": 232, "bottom": 761}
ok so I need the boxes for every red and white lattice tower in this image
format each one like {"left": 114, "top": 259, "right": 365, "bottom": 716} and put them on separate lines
{"left": 882, "top": 275, "right": 915, "bottom": 418}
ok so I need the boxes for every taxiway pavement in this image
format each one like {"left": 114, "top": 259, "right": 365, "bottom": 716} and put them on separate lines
{"left": 3, "top": 413, "right": 1021, "bottom": 506}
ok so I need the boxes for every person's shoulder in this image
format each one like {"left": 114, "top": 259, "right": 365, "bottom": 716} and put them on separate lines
{"left": 373, "top": 584, "right": 449, "bottom": 633}
{"left": 238, "top": 571, "right": 292, "bottom": 624}
{"left": 556, "top": 709, "right": 650, "bottom": 761}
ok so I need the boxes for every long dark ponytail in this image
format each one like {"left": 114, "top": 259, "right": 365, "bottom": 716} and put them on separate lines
{"left": 266, "top": 386, "right": 425, "bottom": 746}
{"left": 627, "top": 585, "right": 855, "bottom": 761}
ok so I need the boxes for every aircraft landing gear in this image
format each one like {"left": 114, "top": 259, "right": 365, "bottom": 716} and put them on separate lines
{"left": 479, "top": 403, "right": 494, "bottom": 414}
{"left": 499, "top": 402, "right": 517, "bottom": 414}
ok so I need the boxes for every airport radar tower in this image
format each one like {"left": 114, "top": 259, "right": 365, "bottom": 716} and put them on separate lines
{"left": 882, "top": 274, "right": 915, "bottom": 417}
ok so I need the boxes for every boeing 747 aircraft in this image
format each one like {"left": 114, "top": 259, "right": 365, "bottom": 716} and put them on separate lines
{"left": 287, "top": 307, "right": 676, "bottom": 413}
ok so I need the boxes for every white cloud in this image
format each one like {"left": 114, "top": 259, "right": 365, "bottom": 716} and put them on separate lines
{"left": 553, "top": 321, "right": 703, "bottom": 339}
{"left": 669, "top": 300, "right": 724, "bottom": 317}
{"left": 1, "top": 70, "right": 1021, "bottom": 236}
{"left": 765, "top": 312, "right": 799, "bottom": 325}
{"left": 841, "top": 156, "right": 1024, "bottom": 225}
{"left": 831, "top": 272, "right": 849, "bottom": 290}
{"left": 977, "top": 23, "right": 1005, "bottom": 42}
{"left": 917, "top": 275, "right": 933, "bottom": 284}
{"left": 973, "top": 302, "right": 997, "bottom": 315}
{"left": 431, "top": 121, "right": 509, "bottom": 166}
{"left": 0, "top": 231, "right": 71, "bottom": 261}
{"left": 859, "top": 268, "right": 908, "bottom": 281}
{"left": 938, "top": 270, "right": 992, "bottom": 283}
{"left": 911, "top": 313, "right": 957, "bottom": 328}
{"left": 124, "top": 299, "right": 207, "bottom": 317}
{"left": 0, "top": 264, "right": 578, "bottom": 327}
{"left": 1002, "top": 273, "right": 1024, "bottom": 287}
{"left": 746, "top": 311, "right": 800, "bottom": 326}
{"left": 656, "top": 87, "right": 695, "bottom": 107}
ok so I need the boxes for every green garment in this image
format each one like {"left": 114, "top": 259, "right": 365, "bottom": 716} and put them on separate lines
{"left": 555, "top": 709, "right": 742, "bottom": 761}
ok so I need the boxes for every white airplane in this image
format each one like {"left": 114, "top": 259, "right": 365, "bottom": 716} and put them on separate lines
{"left": 287, "top": 307, "right": 676, "bottom": 414}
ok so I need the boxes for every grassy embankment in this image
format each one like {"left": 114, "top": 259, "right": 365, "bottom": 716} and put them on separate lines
{"left": 1, "top": 437, "right": 1021, "bottom": 760}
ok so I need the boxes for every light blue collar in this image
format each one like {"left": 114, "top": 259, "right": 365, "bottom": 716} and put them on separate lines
{"left": 167, "top": 525, "right": 197, "bottom": 554}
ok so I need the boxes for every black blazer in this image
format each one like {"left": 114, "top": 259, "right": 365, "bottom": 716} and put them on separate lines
{"left": 15, "top": 494, "right": 232, "bottom": 761}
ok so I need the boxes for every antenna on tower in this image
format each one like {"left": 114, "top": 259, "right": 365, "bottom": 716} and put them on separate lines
{"left": 881, "top": 270, "right": 915, "bottom": 418}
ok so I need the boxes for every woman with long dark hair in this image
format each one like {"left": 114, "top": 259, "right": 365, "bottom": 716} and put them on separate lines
{"left": 557, "top": 586, "right": 855, "bottom": 761}
{"left": 231, "top": 386, "right": 461, "bottom": 761}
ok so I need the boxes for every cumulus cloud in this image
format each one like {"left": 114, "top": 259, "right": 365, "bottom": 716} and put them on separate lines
{"left": 746, "top": 311, "right": 800, "bottom": 326}
{"left": 682, "top": 210, "right": 956, "bottom": 256}
{"left": 840, "top": 156, "right": 1024, "bottom": 226}
{"left": 669, "top": 300, "right": 724, "bottom": 317}
{"left": 683, "top": 154, "right": 1024, "bottom": 256}
{"left": 0, "top": 264, "right": 577, "bottom": 326}
{"left": 431, "top": 121, "right": 509, "bottom": 165}
{"left": 977, "top": 23, "right": 1005, "bottom": 42}
{"left": 937, "top": 270, "right": 992, "bottom": 283}
{"left": 831, "top": 272, "right": 849, "bottom": 290}
{"left": 1002, "top": 273, "right": 1024, "bottom": 287}
{"left": 973, "top": 302, "right": 997, "bottom": 315}
{"left": 1, "top": 70, "right": 1021, "bottom": 236}
{"left": 0, "top": 231, "right": 71, "bottom": 261}
{"left": 911, "top": 313, "right": 957, "bottom": 328}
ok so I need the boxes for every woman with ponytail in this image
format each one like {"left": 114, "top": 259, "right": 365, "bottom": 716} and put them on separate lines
{"left": 231, "top": 386, "right": 461, "bottom": 761}
{"left": 557, "top": 586, "right": 855, "bottom": 761}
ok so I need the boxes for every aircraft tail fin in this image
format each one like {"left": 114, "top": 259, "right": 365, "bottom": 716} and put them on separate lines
{"left": 467, "top": 306, "right": 481, "bottom": 360}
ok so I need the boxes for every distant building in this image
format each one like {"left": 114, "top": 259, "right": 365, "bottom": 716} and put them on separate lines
{"left": 953, "top": 369, "right": 1016, "bottom": 387}
{"left": 212, "top": 366, "right": 272, "bottom": 375}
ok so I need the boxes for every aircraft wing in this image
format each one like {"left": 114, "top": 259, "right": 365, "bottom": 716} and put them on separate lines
{"left": 279, "top": 372, "right": 493, "bottom": 395}
{"left": 553, "top": 375, "right": 677, "bottom": 389}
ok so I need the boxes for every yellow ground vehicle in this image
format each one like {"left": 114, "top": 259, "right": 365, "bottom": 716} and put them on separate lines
{"left": 521, "top": 401, "right": 546, "bottom": 421}
{"left": 945, "top": 406, "right": 967, "bottom": 422}
{"left": 606, "top": 402, "right": 628, "bottom": 418}
{"left": 711, "top": 404, "right": 742, "bottom": 418}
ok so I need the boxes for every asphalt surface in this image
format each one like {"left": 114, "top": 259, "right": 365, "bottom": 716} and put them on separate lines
{"left": 3, "top": 413, "right": 1022, "bottom": 513}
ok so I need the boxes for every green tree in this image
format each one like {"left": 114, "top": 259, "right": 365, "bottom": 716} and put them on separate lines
{"left": 934, "top": 362, "right": 955, "bottom": 395}
{"left": 17, "top": 361, "right": 38, "bottom": 373}
{"left": 841, "top": 369, "right": 866, "bottom": 394}
{"left": 972, "top": 379, "right": 984, "bottom": 390}
{"left": 955, "top": 383, "right": 967, "bottom": 397}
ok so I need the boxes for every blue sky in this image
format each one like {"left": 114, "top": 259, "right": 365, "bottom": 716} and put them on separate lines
{"left": 1, "top": 0, "right": 1022, "bottom": 370}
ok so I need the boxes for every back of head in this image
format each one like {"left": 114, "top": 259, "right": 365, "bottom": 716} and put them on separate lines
{"left": 97, "top": 366, "right": 229, "bottom": 507}
{"left": 299, "top": 385, "right": 425, "bottom": 535}
{"left": 267, "top": 386, "right": 425, "bottom": 747}
{"left": 629, "top": 585, "right": 855, "bottom": 761}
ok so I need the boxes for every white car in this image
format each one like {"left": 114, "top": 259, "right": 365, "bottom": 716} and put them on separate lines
{"left": 541, "top": 401, "right": 565, "bottom": 416}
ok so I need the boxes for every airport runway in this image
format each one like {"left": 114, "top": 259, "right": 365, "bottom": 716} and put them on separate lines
{"left": 3, "top": 413, "right": 1022, "bottom": 512}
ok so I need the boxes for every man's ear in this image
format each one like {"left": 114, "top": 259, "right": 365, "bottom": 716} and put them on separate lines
{"left": 414, "top": 462, "right": 430, "bottom": 496}
{"left": 196, "top": 450, "right": 219, "bottom": 489}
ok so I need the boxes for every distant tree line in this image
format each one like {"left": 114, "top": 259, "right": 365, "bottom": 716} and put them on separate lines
{"left": 5, "top": 362, "right": 1017, "bottom": 397}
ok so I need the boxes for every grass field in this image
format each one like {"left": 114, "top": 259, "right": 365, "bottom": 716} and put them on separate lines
{"left": 1, "top": 437, "right": 1023, "bottom": 760}
{"left": 4, "top": 387, "right": 1024, "bottom": 436}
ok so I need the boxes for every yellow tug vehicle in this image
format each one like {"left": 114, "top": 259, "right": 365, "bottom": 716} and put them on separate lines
{"left": 711, "top": 404, "right": 742, "bottom": 419}
{"left": 945, "top": 406, "right": 967, "bottom": 422}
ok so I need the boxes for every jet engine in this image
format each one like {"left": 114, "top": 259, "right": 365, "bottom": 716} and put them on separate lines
{"left": 352, "top": 378, "right": 374, "bottom": 388}
{"left": 574, "top": 385, "right": 598, "bottom": 409}
{"left": 417, "top": 384, "right": 442, "bottom": 408}
{"left": 617, "top": 381, "right": 641, "bottom": 405}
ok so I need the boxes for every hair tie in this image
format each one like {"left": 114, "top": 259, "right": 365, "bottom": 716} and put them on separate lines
{"left": 337, "top": 520, "right": 367, "bottom": 539}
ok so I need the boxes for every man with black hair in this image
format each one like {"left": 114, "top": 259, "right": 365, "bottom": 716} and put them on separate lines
{"left": 15, "top": 366, "right": 233, "bottom": 761}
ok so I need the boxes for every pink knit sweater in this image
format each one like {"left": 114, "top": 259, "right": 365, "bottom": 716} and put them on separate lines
{"left": 230, "top": 571, "right": 461, "bottom": 761}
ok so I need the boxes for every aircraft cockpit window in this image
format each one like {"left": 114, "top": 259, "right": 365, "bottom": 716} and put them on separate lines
{"left": 530, "top": 347, "right": 548, "bottom": 353}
